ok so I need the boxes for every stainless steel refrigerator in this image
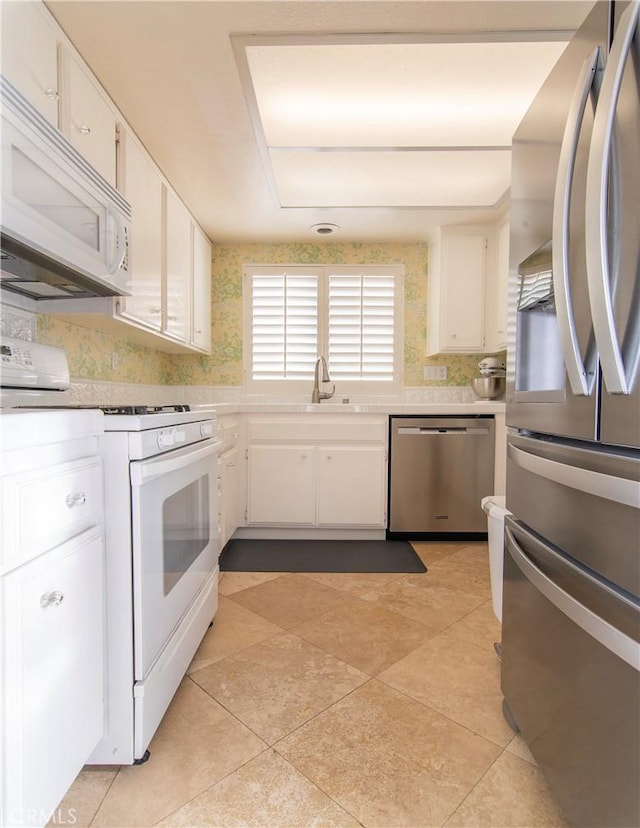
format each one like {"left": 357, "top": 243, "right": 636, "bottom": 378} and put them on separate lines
{"left": 503, "top": 2, "right": 640, "bottom": 826}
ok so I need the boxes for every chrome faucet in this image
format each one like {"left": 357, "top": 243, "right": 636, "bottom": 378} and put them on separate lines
{"left": 311, "top": 356, "right": 335, "bottom": 403}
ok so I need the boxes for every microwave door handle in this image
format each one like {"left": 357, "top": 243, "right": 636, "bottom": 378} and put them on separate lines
{"left": 552, "top": 47, "right": 601, "bottom": 396}
{"left": 585, "top": 2, "right": 639, "bottom": 395}
{"left": 106, "top": 207, "right": 127, "bottom": 275}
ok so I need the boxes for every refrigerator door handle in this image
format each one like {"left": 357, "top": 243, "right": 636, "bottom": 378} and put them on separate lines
{"left": 552, "top": 47, "right": 601, "bottom": 396}
{"left": 585, "top": 2, "right": 639, "bottom": 395}
{"left": 506, "top": 525, "right": 640, "bottom": 670}
{"left": 508, "top": 442, "right": 640, "bottom": 508}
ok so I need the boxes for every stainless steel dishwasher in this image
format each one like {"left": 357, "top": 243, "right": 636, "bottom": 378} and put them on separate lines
{"left": 388, "top": 416, "right": 494, "bottom": 537}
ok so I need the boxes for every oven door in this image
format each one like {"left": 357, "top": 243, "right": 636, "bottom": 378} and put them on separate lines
{"left": 130, "top": 438, "right": 220, "bottom": 680}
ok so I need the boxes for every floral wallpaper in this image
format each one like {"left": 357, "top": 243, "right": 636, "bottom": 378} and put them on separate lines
{"left": 37, "top": 313, "right": 172, "bottom": 384}
{"left": 34, "top": 241, "right": 504, "bottom": 390}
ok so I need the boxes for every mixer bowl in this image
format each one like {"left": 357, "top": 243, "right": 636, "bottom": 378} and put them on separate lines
{"left": 472, "top": 376, "right": 506, "bottom": 400}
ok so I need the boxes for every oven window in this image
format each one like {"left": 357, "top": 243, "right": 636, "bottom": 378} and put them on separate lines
{"left": 163, "top": 475, "right": 210, "bottom": 595}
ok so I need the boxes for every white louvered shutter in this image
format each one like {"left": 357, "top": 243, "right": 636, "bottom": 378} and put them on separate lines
{"left": 328, "top": 271, "right": 395, "bottom": 381}
{"left": 250, "top": 270, "right": 319, "bottom": 380}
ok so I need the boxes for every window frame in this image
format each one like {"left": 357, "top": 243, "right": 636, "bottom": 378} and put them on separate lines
{"left": 243, "top": 263, "right": 404, "bottom": 397}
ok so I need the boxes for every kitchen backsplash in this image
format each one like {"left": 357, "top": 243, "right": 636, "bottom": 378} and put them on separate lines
{"left": 5, "top": 241, "right": 503, "bottom": 391}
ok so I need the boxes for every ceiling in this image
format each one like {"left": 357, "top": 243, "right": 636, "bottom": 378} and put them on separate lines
{"left": 45, "top": 1, "right": 595, "bottom": 245}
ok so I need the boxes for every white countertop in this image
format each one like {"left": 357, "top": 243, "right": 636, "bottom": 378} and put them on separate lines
{"left": 193, "top": 401, "right": 506, "bottom": 416}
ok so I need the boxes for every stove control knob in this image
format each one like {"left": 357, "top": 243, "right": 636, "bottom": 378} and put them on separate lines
{"left": 157, "top": 430, "right": 175, "bottom": 449}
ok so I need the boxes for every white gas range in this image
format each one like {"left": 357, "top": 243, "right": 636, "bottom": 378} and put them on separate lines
{"left": 89, "top": 403, "right": 222, "bottom": 765}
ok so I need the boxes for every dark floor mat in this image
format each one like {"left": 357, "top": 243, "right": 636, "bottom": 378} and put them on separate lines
{"left": 219, "top": 538, "right": 426, "bottom": 573}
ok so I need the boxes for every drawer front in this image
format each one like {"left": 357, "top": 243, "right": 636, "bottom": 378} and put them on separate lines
{"left": 1, "top": 456, "right": 103, "bottom": 570}
{"left": 248, "top": 416, "right": 386, "bottom": 444}
{"left": 219, "top": 417, "right": 241, "bottom": 452}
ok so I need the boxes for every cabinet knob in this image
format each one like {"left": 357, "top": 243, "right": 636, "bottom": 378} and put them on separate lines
{"left": 150, "top": 307, "right": 162, "bottom": 315}
{"left": 40, "top": 590, "right": 64, "bottom": 610}
{"left": 226, "top": 461, "right": 236, "bottom": 468}
{"left": 194, "top": 329, "right": 202, "bottom": 334}
{"left": 167, "top": 315, "right": 178, "bottom": 322}
{"left": 65, "top": 492, "right": 87, "bottom": 508}
{"left": 44, "top": 87, "right": 59, "bottom": 101}
{"left": 77, "top": 124, "right": 92, "bottom": 135}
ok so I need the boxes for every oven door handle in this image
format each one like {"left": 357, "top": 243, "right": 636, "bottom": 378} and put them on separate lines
{"left": 130, "top": 438, "right": 222, "bottom": 484}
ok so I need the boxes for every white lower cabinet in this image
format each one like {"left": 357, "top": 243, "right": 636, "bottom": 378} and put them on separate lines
{"left": 2, "top": 528, "right": 105, "bottom": 828}
{"left": 217, "top": 417, "right": 243, "bottom": 548}
{"left": 246, "top": 416, "right": 388, "bottom": 529}
{"left": 219, "top": 445, "right": 240, "bottom": 546}
{"left": 0, "top": 410, "right": 106, "bottom": 828}
{"left": 248, "top": 445, "right": 316, "bottom": 525}
{"left": 316, "top": 446, "right": 386, "bottom": 526}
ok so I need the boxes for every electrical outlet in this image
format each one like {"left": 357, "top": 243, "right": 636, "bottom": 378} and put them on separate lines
{"left": 423, "top": 365, "right": 447, "bottom": 381}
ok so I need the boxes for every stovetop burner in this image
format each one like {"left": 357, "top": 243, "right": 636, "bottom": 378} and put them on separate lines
{"left": 100, "top": 404, "right": 192, "bottom": 415}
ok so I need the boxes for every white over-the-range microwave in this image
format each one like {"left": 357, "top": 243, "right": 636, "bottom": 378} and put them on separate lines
{"left": 0, "top": 74, "right": 132, "bottom": 302}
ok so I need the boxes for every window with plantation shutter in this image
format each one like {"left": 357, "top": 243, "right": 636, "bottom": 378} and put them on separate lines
{"left": 248, "top": 267, "right": 321, "bottom": 380}
{"left": 328, "top": 270, "right": 395, "bottom": 381}
{"left": 245, "top": 264, "right": 403, "bottom": 392}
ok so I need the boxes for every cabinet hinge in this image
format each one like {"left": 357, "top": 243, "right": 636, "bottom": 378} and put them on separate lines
{"left": 244, "top": 508, "right": 248, "bottom": 521}
{"left": 245, "top": 448, "right": 249, "bottom": 460}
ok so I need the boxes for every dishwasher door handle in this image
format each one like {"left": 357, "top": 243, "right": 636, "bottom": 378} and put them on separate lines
{"left": 397, "top": 427, "right": 491, "bottom": 435}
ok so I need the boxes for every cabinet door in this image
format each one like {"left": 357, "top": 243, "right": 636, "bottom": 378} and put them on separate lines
{"left": 2, "top": 528, "right": 105, "bottom": 828}
{"left": 217, "top": 449, "right": 238, "bottom": 549}
{"left": 223, "top": 446, "right": 239, "bottom": 543}
{"left": 62, "top": 50, "right": 118, "bottom": 186}
{"left": 494, "top": 219, "right": 510, "bottom": 351}
{"left": 164, "top": 188, "right": 191, "bottom": 342}
{"left": 441, "top": 233, "right": 487, "bottom": 351}
{"left": 1, "top": 1, "right": 60, "bottom": 125}
{"left": 317, "top": 446, "right": 386, "bottom": 527}
{"left": 117, "top": 130, "right": 163, "bottom": 330}
{"left": 248, "top": 445, "right": 315, "bottom": 525}
{"left": 192, "top": 224, "right": 212, "bottom": 352}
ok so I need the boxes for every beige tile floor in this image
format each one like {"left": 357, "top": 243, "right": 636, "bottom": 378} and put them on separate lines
{"left": 54, "top": 542, "right": 569, "bottom": 828}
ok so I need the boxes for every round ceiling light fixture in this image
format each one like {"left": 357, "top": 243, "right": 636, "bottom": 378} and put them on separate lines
{"left": 309, "top": 222, "right": 340, "bottom": 236}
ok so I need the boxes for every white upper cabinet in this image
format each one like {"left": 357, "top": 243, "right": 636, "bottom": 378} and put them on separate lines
{"left": 1, "top": 1, "right": 118, "bottom": 186}
{"left": 192, "top": 224, "right": 212, "bottom": 352}
{"left": 164, "top": 187, "right": 191, "bottom": 343}
{"left": 117, "top": 128, "right": 164, "bottom": 331}
{"left": 1, "top": 1, "right": 60, "bottom": 126}
{"left": 427, "top": 222, "right": 510, "bottom": 356}
{"left": 16, "top": 0, "right": 213, "bottom": 354}
{"left": 485, "top": 216, "right": 510, "bottom": 352}
{"left": 61, "top": 50, "right": 118, "bottom": 187}
{"left": 427, "top": 226, "right": 489, "bottom": 354}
